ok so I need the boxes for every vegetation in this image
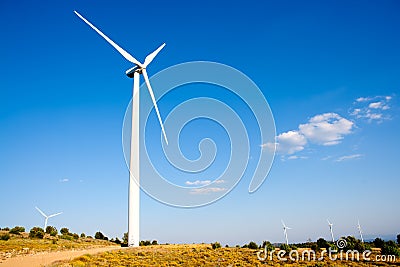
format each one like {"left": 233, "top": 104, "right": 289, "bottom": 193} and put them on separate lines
{"left": 9, "top": 226, "right": 25, "bottom": 235}
{"left": 0, "top": 233, "right": 10, "bottom": 241}
{"left": 211, "top": 242, "right": 221, "bottom": 249}
{"left": 51, "top": 243, "right": 400, "bottom": 267}
{"left": 46, "top": 226, "right": 58, "bottom": 237}
{"left": 29, "top": 227, "right": 45, "bottom": 239}
{"left": 397, "top": 234, "right": 400, "bottom": 245}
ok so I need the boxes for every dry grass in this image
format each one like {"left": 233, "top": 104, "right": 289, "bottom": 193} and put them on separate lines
{"left": 51, "top": 244, "right": 400, "bottom": 267}
{"left": 0, "top": 231, "right": 116, "bottom": 261}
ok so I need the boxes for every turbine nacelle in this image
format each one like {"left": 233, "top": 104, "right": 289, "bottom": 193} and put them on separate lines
{"left": 125, "top": 66, "right": 140, "bottom": 78}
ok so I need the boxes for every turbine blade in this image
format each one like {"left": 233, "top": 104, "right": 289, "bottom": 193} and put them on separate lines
{"left": 35, "top": 207, "right": 47, "bottom": 217}
{"left": 143, "top": 43, "right": 165, "bottom": 67}
{"left": 327, "top": 219, "right": 331, "bottom": 225}
{"left": 48, "top": 212, "right": 63, "bottom": 218}
{"left": 142, "top": 69, "right": 168, "bottom": 145}
{"left": 74, "top": 11, "right": 142, "bottom": 67}
{"left": 281, "top": 220, "right": 286, "bottom": 227}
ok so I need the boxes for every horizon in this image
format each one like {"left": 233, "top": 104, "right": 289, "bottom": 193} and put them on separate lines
{"left": 1, "top": 0, "right": 399, "bottom": 246}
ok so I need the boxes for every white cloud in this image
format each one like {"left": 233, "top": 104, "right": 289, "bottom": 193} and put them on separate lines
{"left": 350, "top": 95, "right": 392, "bottom": 123}
{"left": 189, "top": 187, "right": 226, "bottom": 194}
{"left": 356, "top": 97, "right": 372, "bottom": 102}
{"left": 185, "top": 180, "right": 225, "bottom": 186}
{"left": 59, "top": 178, "right": 69, "bottom": 183}
{"left": 369, "top": 102, "right": 382, "bottom": 109}
{"left": 268, "top": 130, "right": 307, "bottom": 155}
{"left": 299, "top": 113, "right": 354, "bottom": 146}
{"left": 288, "top": 155, "right": 308, "bottom": 160}
{"left": 335, "top": 154, "right": 363, "bottom": 162}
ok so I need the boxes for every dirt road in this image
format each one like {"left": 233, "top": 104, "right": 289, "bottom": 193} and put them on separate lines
{"left": 0, "top": 245, "right": 122, "bottom": 267}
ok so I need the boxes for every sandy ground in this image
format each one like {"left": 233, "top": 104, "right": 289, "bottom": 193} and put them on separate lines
{"left": 0, "top": 245, "right": 122, "bottom": 267}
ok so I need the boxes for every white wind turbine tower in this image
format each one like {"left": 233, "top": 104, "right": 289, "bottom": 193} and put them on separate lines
{"left": 357, "top": 220, "right": 364, "bottom": 243}
{"left": 327, "top": 219, "right": 335, "bottom": 243}
{"left": 74, "top": 11, "right": 168, "bottom": 247}
{"left": 35, "top": 207, "right": 62, "bottom": 230}
{"left": 281, "top": 220, "right": 292, "bottom": 245}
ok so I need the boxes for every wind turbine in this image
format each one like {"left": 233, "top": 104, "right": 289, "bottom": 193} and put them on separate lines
{"left": 281, "top": 220, "right": 292, "bottom": 245}
{"left": 35, "top": 207, "right": 62, "bottom": 230}
{"left": 74, "top": 11, "right": 168, "bottom": 247}
{"left": 357, "top": 220, "right": 364, "bottom": 243}
{"left": 327, "top": 219, "right": 335, "bottom": 243}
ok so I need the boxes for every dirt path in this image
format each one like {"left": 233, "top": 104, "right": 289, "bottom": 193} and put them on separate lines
{"left": 0, "top": 245, "right": 122, "bottom": 267}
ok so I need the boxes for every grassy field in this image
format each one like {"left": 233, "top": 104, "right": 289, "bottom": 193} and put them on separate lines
{"left": 51, "top": 244, "right": 400, "bottom": 267}
{"left": 0, "top": 231, "right": 116, "bottom": 261}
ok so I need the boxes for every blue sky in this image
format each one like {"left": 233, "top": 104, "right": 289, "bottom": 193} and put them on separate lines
{"left": 1, "top": 0, "right": 399, "bottom": 245}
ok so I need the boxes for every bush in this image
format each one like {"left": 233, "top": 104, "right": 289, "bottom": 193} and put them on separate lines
{"left": 60, "top": 228, "right": 70, "bottom": 235}
{"left": 317, "top": 238, "right": 329, "bottom": 250}
{"left": 122, "top": 232, "right": 128, "bottom": 245}
{"left": 374, "top": 238, "right": 385, "bottom": 248}
{"left": 151, "top": 240, "right": 158, "bottom": 245}
{"left": 95, "top": 231, "right": 104, "bottom": 240}
{"left": 279, "top": 243, "right": 291, "bottom": 252}
{"left": 248, "top": 241, "right": 258, "bottom": 250}
{"left": 261, "top": 241, "right": 274, "bottom": 251}
{"left": 140, "top": 240, "right": 151, "bottom": 246}
{"left": 46, "top": 226, "right": 58, "bottom": 236}
{"left": 2, "top": 227, "right": 10, "bottom": 231}
{"left": 80, "top": 233, "right": 86, "bottom": 238}
{"left": 211, "top": 242, "right": 221, "bottom": 249}
{"left": 73, "top": 233, "right": 79, "bottom": 240}
{"left": 60, "top": 234, "right": 74, "bottom": 241}
{"left": 9, "top": 226, "right": 25, "bottom": 235}
{"left": 0, "top": 233, "right": 10, "bottom": 241}
{"left": 382, "top": 241, "right": 400, "bottom": 256}
{"left": 29, "top": 227, "right": 45, "bottom": 239}
{"left": 397, "top": 234, "right": 400, "bottom": 245}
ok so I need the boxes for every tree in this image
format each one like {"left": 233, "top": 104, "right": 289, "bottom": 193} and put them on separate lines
{"left": 95, "top": 231, "right": 104, "bottom": 240}
{"left": 211, "top": 242, "right": 221, "bottom": 249}
{"left": 29, "top": 227, "right": 45, "bottom": 239}
{"left": 261, "top": 241, "right": 274, "bottom": 251}
{"left": 60, "top": 228, "right": 69, "bottom": 235}
{"left": 248, "top": 241, "right": 258, "bottom": 250}
{"left": 151, "top": 240, "right": 158, "bottom": 245}
{"left": 373, "top": 238, "right": 385, "bottom": 248}
{"left": 73, "top": 233, "right": 79, "bottom": 240}
{"left": 80, "top": 233, "right": 86, "bottom": 238}
{"left": 122, "top": 232, "right": 128, "bottom": 245}
{"left": 0, "top": 233, "right": 10, "bottom": 241}
{"left": 397, "top": 234, "right": 400, "bottom": 245}
{"left": 382, "top": 241, "right": 400, "bottom": 256}
{"left": 45, "top": 226, "right": 58, "bottom": 236}
{"left": 9, "top": 226, "right": 25, "bottom": 235}
{"left": 317, "top": 238, "right": 329, "bottom": 250}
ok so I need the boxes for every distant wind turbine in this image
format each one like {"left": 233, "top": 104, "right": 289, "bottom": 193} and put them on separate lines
{"left": 357, "top": 220, "right": 364, "bottom": 243}
{"left": 327, "top": 219, "right": 335, "bottom": 242}
{"left": 35, "top": 207, "right": 62, "bottom": 229}
{"left": 74, "top": 10, "right": 168, "bottom": 247}
{"left": 281, "top": 220, "right": 292, "bottom": 245}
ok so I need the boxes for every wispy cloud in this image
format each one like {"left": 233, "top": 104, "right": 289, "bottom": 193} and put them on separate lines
{"left": 189, "top": 187, "right": 227, "bottom": 194}
{"left": 350, "top": 95, "right": 392, "bottom": 123}
{"left": 335, "top": 154, "right": 363, "bottom": 162}
{"left": 185, "top": 180, "right": 225, "bottom": 186}
{"left": 59, "top": 178, "right": 69, "bottom": 183}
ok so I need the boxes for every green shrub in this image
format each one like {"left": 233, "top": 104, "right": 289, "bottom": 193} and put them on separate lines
{"left": 248, "top": 241, "right": 258, "bottom": 250}
{"left": 151, "top": 240, "right": 158, "bottom": 245}
{"left": 80, "top": 233, "right": 86, "bottom": 238}
{"left": 73, "top": 233, "right": 79, "bottom": 240}
{"left": 95, "top": 231, "right": 104, "bottom": 240}
{"left": 46, "top": 226, "right": 58, "bottom": 236}
{"left": 9, "top": 226, "right": 25, "bottom": 235}
{"left": 60, "top": 234, "right": 74, "bottom": 241}
{"left": 382, "top": 241, "right": 400, "bottom": 256}
{"left": 29, "top": 227, "right": 45, "bottom": 239}
{"left": 279, "top": 243, "right": 291, "bottom": 252}
{"left": 60, "top": 228, "right": 70, "bottom": 235}
{"left": 261, "top": 241, "right": 275, "bottom": 251}
{"left": 211, "top": 242, "right": 221, "bottom": 249}
{"left": 0, "top": 233, "right": 10, "bottom": 241}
